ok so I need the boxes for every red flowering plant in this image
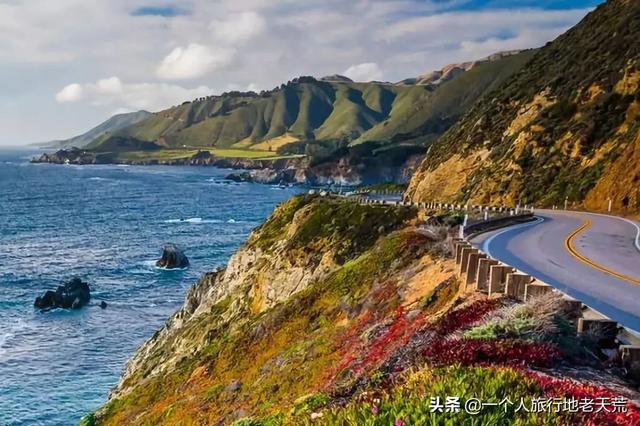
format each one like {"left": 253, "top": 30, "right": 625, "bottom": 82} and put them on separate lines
{"left": 431, "top": 299, "right": 503, "bottom": 336}
{"left": 527, "top": 372, "right": 640, "bottom": 426}
{"left": 423, "top": 338, "right": 562, "bottom": 368}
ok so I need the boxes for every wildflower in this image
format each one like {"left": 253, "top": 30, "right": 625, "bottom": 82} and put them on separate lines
{"left": 371, "top": 404, "right": 380, "bottom": 415}
{"left": 310, "top": 412, "right": 323, "bottom": 420}
{"left": 395, "top": 418, "right": 405, "bottom": 426}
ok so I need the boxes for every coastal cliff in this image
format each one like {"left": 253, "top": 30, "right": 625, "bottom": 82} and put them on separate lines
{"left": 406, "top": 0, "right": 640, "bottom": 214}
{"left": 32, "top": 149, "right": 423, "bottom": 186}
{"left": 88, "top": 195, "right": 640, "bottom": 425}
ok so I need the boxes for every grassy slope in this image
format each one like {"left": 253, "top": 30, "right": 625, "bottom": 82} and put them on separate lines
{"left": 89, "top": 196, "right": 639, "bottom": 426}
{"left": 407, "top": 0, "right": 640, "bottom": 213}
{"left": 354, "top": 51, "right": 535, "bottom": 145}
{"left": 115, "top": 148, "right": 300, "bottom": 161}
{"left": 90, "top": 54, "right": 530, "bottom": 157}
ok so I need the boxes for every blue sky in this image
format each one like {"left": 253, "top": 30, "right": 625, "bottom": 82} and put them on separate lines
{"left": 0, "top": 0, "right": 601, "bottom": 145}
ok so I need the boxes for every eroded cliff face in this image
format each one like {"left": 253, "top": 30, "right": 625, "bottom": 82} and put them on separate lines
{"left": 406, "top": 0, "right": 640, "bottom": 214}
{"left": 91, "top": 194, "right": 640, "bottom": 425}
{"left": 98, "top": 195, "right": 433, "bottom": 423}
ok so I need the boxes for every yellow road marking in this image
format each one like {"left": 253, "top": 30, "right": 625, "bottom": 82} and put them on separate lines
{"left": 565, "top": 219, "right": 640, "bottom": 285}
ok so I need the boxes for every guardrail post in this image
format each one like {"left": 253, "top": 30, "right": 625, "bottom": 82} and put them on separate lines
{"left": 458, "top": 247, "right": 478, "bottom": 275}
{"left": 488, "top": 265, "right": 514, "bottom": 296}
{"left": 505, "top": 273, "right": 532, "bottom": 300}
{"left": 524, "top": 282, "right": 553, "bottom": 300}
{"left": 476, "top": 258, "right": 498, "bottom": 292}
{"left": 620, "top": 346, "right": 640, "bottom": 380}
{"left": 560, "top": 298, "right": 584, "bottom": 319}
{"left": 465, "top": 252, "right": 486, "bottom": 288}
{"left": 454, "top": 241, "right": 471, "bottom": 263}
{"left": 578, "top": 318, "right": 619, "bottom": 348}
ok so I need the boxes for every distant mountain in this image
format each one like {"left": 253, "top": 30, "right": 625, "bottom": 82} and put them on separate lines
{"left": 43, "top": 110, "right": 152, "bottom": 149}
{"left": 91, "top": 51, "right": 531, "bottom": 153}
{"left": 320, "top": 75, "right": 353, "bottom": 83}
{"left": 407, "top": 0, "right": 640, "bottom": 214}
{"left": 396, "top": 50, "right": 522, "bottom": 86}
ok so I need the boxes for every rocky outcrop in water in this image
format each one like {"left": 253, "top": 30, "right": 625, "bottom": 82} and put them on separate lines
{"left": 156, "top": 244, "right": 189, "bottom": 269}
{"left": 224, "top": 171, "right": 254, "bottom": 182}
{"left": 34, "top": 277, "right": 91, "bottom": 310}
{"left": 31, "top": 148, "right": 116, "bottom": 165}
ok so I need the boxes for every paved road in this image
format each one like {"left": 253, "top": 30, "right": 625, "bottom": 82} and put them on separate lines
{"left": 470, "top": 210, "right": 640, "bottom": 332}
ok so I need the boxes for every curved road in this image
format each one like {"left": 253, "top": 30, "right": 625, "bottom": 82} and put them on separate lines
{"left": 470, "top": 210, "right": 640, "bottom": 332}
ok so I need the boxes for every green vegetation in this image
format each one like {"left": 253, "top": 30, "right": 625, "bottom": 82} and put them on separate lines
{"left": 249, "top": 194, "right": 416, "bottom": 258}
{"left": 412, "top": 0, "right": 640, "bottom": 210}
{"left": 44, "top": 111, "right": 151, "bottom": 149}
{"left": 307, "top": 366, "right": 558, "bottom": 425}
{"left": 360, "top": 182, "right": 409, "bottom": 192}
{"left": 85, "top": 54, "right": 531, "bottom": 163}
{"left": 78, "top": 413, "right": 97, "bottom": 426}
{"left": 114, "top": 148, "right": 298, "bottom": 162}
{"left": 93, "top": 194, "right": 639, "bottom": 425}
{"left": 464, "top": 295, "right": 563, "bottom": 341}
{"left": 95, "top": 198, "right": 447, "bottom": 425}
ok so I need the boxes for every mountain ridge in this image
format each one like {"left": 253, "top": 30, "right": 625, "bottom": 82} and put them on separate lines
{"left": 406, "top": 0, "right": 640, "bottom": 214}
{"left": 39, "top": 110, "right": 151, "bottom": 149}
{"left": 88, "top": 51, "right": 533, "bottom": 152}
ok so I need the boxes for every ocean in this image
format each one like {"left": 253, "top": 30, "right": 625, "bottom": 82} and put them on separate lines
{"left": 0, "top": 149, "right": 300, "bottom": 425}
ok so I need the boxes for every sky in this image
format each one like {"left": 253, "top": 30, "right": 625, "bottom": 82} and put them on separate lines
{"left": 0, "top": 0, "right": 602, "bottom": 146}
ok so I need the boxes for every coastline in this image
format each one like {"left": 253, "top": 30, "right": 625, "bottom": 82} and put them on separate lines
{"left": 31, "top": 148, "right": 424, "bottom": 187}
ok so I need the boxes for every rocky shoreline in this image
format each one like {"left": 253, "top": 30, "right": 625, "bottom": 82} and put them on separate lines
{"left": 31, "top": 148, "right": 423, "bottom": 186}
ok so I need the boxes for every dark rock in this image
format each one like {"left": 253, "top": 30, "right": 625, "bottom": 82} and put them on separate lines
{"left": 225, "top": 171, "right": 253, "bottom": 182}
{"left": 99, "top": 301, "right": 108, "bottom": 309}
{"left": 156, "top": 243, "right": 189, "bottom": 269}
{"left": 226, "top": 380, "right": 241, "bottom": 393}
{"left": 34, "top": 277, "right": 91, "bottom": 310}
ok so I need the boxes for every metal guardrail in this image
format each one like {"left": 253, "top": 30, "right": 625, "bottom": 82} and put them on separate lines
{"left": 452, "top": 225, "right": 640, "bottom": 352}
{"left": 315, "top": 190, "right": 640, "bottom": 350}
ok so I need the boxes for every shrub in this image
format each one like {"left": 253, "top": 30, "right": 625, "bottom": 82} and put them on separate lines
{"left": 293, "top": 392, "right": 331, "bottom": 414}
{"left": 78, "top": 413, "right": 97, "bottom": 426}
{"left": 432, "top": 299, "right": 502, "bottom": 336}
{"left": 463, "top": 294, "right": 565, "bottom": 341}
{"left": 422, "top": 338, "right": 562, "bottom": 368}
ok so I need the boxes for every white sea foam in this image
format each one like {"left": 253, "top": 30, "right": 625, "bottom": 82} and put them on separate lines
{"left": 164, "top": 217, "right": 221, "bottom": 224}
{"left": 0, "top": 332, "right": 13, "bottom": 356}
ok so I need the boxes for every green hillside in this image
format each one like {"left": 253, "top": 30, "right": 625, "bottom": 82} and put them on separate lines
{"left": 41, "top": 110, "right": 151, "bottom": 149}
{"left": 94, "top": 53, "right": 533, "bottom": 154}
{"left": 407, "top": 0, "right": 640, "bottom": 214}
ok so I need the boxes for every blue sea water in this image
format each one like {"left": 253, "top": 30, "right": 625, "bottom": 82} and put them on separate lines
{"left": 0, "top": 149, "right": 300, "bottom": 426}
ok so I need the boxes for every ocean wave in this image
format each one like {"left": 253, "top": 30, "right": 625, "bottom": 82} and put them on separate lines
{"left": 206, "top": 178, "right": 242, "bottom": 185}
{"left": 164, "top": 217, "right": 222, "bottom": 224}
{"left": 140, "top": 259, "right": 188, "bottom": 272}
{"left": 155, "top": 265, "right": 188, "bottom": 271}
{"left": 0, "top": 319, "right": 26, "bottom": 357}
{"left": 0, "top": 331, "right": 13, "bottom": 356}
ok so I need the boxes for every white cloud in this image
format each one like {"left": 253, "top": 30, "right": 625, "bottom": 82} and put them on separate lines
{"left": 0, "top": 0, "right": 595, "bottom": 145}
{"left": 210, "top": 11, "right": 266, "bottom": 45}
{"left": 56, "top": 83, "right": 84, "bottom": 102}
{"left": 156, "top": 43, "right": 235, "bottom": 80}
{"left": 54, "top": 77, "right": 213, "bottom": 112}
{"left": 344, "top": 63, "right": 383, "bottom": 82}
